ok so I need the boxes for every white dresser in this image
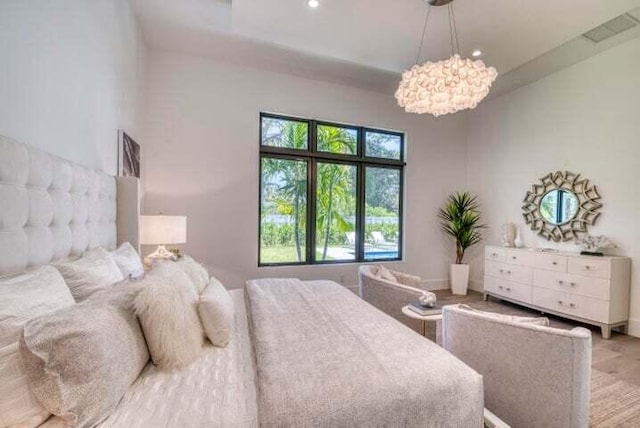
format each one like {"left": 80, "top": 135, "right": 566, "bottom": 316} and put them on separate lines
{"left": 483, "top": 245, "right": 631, "bottom": 338}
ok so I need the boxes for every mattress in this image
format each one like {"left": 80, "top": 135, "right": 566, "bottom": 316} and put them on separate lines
{"left": 29, "top": 289, "right": 257, "bottom": 428}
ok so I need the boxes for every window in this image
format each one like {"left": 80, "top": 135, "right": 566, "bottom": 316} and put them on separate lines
{"left": 259, "top": 113, "right": 405, "bottom": 266}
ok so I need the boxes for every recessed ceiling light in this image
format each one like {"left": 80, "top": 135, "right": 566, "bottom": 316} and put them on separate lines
{"left": 471, "top": 49, "right": 483, "bottom": 58}
{"left": 308, "top": 0, "right": 319, "bottom": 8}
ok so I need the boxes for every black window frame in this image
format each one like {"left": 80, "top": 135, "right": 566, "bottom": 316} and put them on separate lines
{"left": 258, "top": 112, "right": 405, "bottom": 267}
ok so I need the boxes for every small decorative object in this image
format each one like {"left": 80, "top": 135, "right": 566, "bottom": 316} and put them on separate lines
{"left": 140, "top": 215, "right": 187, "bottom": 261}
{"left": 438, "top": 192, "right": 486, "bottom": 295}
{"left": 576, "top": 234, "right": 616, "bottom": 256}
{"left": 419, "top": 292, "right": 437, "bottom": 308}
{"left": 522, "top": 171, "right": 602, "bottom": 242}
{"left": 118, "top": 130, "right": 141, "bottom": 178}
{"left": 514, "top": 227, "right": 524, "bottom": 248}
{"left": 502, "top": 223, "right": 515, "bottom": 247}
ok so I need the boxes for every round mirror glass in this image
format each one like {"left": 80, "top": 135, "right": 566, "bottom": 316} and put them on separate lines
{"left": 539, "top": 189, "right": 579, "bottom": 225}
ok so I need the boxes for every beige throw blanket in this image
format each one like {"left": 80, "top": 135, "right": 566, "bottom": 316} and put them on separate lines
{"left": 245, "top": 278, "right": 483, "bottom": 427}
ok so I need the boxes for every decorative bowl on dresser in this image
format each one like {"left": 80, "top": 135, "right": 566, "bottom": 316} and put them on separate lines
{"left": 483, "top": 245, "right": 631, "bottom": 338}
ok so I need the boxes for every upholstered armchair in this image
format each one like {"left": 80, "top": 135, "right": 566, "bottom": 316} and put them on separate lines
{"left": 442, "top": 304, "right": 592, "bottom": 428}
{"left": 358, "top": 265, "right": 432, "bottom": 334}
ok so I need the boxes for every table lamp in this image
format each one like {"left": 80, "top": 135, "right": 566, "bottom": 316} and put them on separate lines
{"left": 140, "top": 215, "right": 187, "bottom": 260}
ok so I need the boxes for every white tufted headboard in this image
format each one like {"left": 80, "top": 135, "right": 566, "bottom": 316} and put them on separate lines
{"left": 0, "top": 135, "right": 132, "bottom": 276}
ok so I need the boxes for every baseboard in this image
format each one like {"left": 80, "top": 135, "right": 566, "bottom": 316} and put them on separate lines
{"left": 627, "top": 317, "right": 640, "bottom": 338}
{"left": 468, "top": 279, "right": 484, "bottom": 293}
{"left": 419, "top": 279, "right": 449, "bottom": 291}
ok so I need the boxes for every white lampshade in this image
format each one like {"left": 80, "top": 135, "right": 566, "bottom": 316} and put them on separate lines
{"left": 140, "top": 215, "right": 187, "bottom": 245}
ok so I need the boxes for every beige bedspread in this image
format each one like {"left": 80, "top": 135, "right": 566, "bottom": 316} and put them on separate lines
{"left": 245, "top": 278, "right": 484, "bottom": 428}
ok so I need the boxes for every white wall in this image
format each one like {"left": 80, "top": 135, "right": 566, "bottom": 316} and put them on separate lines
{"left": 0, "top": 0, "right": 146, "bottom": 175}
{"left": 142, "top": 50, "right": 468, "bottom": 289}
{"left": 467, "top": 37, "right": 640, "bottom": 336}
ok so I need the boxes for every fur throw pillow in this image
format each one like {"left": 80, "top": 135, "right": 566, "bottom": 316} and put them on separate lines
{"left": 176, "top": 256, "right": 209, "bottom": 294}
{"left": 133, "top": 263, "right": 205, "bottom": 370}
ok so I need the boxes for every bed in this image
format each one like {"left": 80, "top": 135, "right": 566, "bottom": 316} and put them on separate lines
{"left": 0, "top": 136, "right": 484, "bottom": 427}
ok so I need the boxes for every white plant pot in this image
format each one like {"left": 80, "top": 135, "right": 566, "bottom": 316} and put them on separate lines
{"left": 450, "top": 264, "right": 470, "bottom": 295}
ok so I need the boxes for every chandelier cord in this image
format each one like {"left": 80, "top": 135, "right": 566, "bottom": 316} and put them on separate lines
{"left": 415, "top": 5, "right": 432, "bottom": 65}
{"left": 447, "top": 4, "right": 459, "bottom": 55}
{"left": 450, "top": 2, "right": 460, "bottom": 55}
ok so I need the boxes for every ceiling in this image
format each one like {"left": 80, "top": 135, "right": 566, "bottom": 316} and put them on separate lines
{"left": 133, "top": 0, "right": 640, "bottom": 95}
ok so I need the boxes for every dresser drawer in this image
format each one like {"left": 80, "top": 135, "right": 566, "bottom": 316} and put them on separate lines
{"left": 533, "top": 270, "right": 611, "bottom": 301}
{"left": 532, "top": 253, "right": 567, "bottom": 272}
{"left": 485, "top": 247, "right": 505, "bottom": 262}
{"left": 485, "top": 276, "right": 532, "bottom": 303}
{"left": 505, "top": 249, "right": 534, "bottom": 266}
{"left": 567, "top": 257, "right": 611, "bottom": 279}
{"left": 485, "top": 261, "right": 532, "bottom": 284}
{"left": 532, "top": 287, "right": 609, "bottom": 323}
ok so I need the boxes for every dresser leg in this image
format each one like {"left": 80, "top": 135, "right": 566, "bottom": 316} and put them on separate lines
{"left": 601, "top": 325, "right": 612, "bottom": 340}
{"left": 483, "top": 293, "right": 489, "bottom": 302}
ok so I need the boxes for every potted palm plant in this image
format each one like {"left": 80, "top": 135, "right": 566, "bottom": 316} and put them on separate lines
{"left": 438, "top": 192, "right": 485, "bottom": 295}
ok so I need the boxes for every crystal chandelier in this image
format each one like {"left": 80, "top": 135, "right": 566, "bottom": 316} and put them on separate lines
{"left": 395, "top": 0, "right": 498, "bottom": 116}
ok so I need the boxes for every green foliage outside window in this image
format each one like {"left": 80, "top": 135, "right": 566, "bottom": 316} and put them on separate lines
{"left": 260, "top": 115, "right": 402, "bottom": 265}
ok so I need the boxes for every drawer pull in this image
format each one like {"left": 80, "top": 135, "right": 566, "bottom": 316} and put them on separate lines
{"left": 492, "top": 253, "right": 498, "bottom": 256}
{"left": 585, "top": 265, "right": 592, "bottom": 270}
{"left": 506, "top": 287, "right": 511, "bottom": 292}
{"left": 498, "top": 286, "right": 503, "bottom": 290}
{"left": 570, "top": 282, "right": 576, "bottom": 287}
{"left": 558, "top": 280, "right": 564, "bottom": 285}
{"left": 511, "top": 256, "right": 517, "bottom": 260}
{"left": 552, "top": 261, "right": 558, "bottom": 265}
{"left": 558, "top": 300, "right": 563, "bottom": 305}
{"left": 569, "top": 303, "right": 576, "bottom": 308}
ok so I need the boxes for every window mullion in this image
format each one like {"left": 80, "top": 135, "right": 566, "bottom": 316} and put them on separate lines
{"left": 356, "top": 163, "right": 365, "bottom": 262}
{"left": 308, "top": 158, "right": 316, "bottom": 264}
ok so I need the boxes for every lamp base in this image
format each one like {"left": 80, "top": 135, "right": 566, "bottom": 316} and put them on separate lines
{"left": 427, "top": 0, "right": 453, "bottom": 6}
{"left": 147, "top": 245, "right": 177, "bottom": 261}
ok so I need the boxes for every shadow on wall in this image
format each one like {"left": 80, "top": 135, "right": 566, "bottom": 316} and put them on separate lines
{"left": 143, "top": 173, "right": 257, "bottom": 287}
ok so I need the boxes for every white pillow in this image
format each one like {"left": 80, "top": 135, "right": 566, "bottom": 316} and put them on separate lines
{"left": 0, "top": 266, "right": 75, "bottom": 428}
{"left": 376, "top": 265, "right": 398, "bottom": 282}
{"left": 133, "top": 262, "right": 204, "bottom": 370}
{"left": 176, "top": 256, "right": 209, "bottom": 294}
{"left": 54, "top": 247, "right": 124, "bottom": 301}
{"left": 111, "top": 242, "right": 144, "bottom": 279}
{"left": 198, "top": 277, "right": 234, "bottom": 347}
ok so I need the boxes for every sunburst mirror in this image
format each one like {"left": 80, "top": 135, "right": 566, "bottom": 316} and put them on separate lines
{"left": 522, "top": 171, "right": 602, "bottom": 242}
